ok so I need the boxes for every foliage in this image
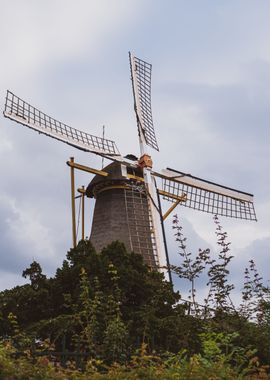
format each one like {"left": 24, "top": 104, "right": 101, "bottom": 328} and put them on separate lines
{"left": 205, "top": 215, "right": 235, "bottom": 313}
{"left": 1, "top": 219, "right": 270, "bottom": 376}
{"left": 22, "top": 261, "right": 47, "bottom": 290}
{"left": 171, "top": 214, "right": 212, "bottom": 315}
{"left": 171, "top": 214, "right": 236, "bottom": 314}
{"left": 0, "top": 338, "right": 269, "bottom": 379}
{"left": 0, "top": 240, "right": 188, "bottom": 362}
{"left": 171, "top": 214, "right": 270, "bottom": 368}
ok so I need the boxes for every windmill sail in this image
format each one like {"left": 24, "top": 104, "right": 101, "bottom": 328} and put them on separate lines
{"left": 154, "top": 168, "right": 257, "bottom": 221}
{"left": 129, "top": 53, "right": 159, "bottom": 151}
{"left": 3, "top": 90, "right": 120, "bottom": 157}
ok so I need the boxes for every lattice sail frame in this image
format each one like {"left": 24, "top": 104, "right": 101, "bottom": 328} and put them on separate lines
{"left": 155, "top": 168, "right": 257, "bottom": 221}
{"left": 129, "top": 53, "right": 159, "bottom": 151}
{"left": 3, "top": 90, "right": 120, "bottom": 157}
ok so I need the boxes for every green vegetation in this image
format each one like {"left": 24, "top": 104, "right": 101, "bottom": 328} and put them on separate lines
{"left": 1, "top": 216, "right": 270, "bottom": 378}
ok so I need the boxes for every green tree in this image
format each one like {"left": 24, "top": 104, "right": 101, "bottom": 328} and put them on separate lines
{"left": 22, "top": 261, "right": 46, "bottom": 290}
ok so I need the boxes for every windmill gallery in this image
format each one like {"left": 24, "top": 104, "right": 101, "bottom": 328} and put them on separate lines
{"left": 3, "top": 53, "right": 256, "bottom": 283}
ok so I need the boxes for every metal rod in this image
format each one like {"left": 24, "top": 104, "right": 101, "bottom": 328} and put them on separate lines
{"left": 70, "top": 157, "right": 77, "bottom": 248}
{"left": 155, "top": 179, "right": 173, "bottom": 285}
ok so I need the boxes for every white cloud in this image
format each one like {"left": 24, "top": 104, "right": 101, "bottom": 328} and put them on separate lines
{"left": 6, "top": 198, "right": 55, "bottom": 259}
{"left": 0, "top": 0, "right": 143, "bottom": 91}
{"left": 0, "top": 193, "right": 67, "bottom": 279}
{"left": 0, "top": 133, "right": 13, "bottom": 154}
{"left": 0, "top": 271, "right": 27, "bottom": 290}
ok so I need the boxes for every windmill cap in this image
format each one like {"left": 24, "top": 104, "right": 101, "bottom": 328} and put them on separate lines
{"left": 86, "top": 161, "right": 143, "bottom": 198}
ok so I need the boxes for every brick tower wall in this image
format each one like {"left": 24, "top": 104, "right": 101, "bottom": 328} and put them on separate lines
{"left": 90, "top": 186, "right": 157, "bottom": 268}
{"left": 90, "top": 188, "right": 132, "bottom": 253}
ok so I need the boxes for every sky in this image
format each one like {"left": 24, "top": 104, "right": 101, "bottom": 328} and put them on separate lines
{"left": 0, "top": 0, "right": 269, "bottom": 302}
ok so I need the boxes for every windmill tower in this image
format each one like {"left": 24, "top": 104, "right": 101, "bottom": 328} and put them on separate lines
{"left": 86, "top": 161, "right": 158, "bottom": 269}
{"left": 3, "top": 53, "right": 257, "bottom": 282}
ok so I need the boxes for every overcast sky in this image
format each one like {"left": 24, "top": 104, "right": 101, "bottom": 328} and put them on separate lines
{"left": 0, "top": 1, "right": 269, "bottom": 300}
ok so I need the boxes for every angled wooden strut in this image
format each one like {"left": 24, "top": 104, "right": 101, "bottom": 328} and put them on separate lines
{"left": 160, "top": 192, "right": 187, "bottom": 221}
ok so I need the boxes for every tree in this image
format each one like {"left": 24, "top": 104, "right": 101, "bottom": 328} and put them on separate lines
{"left": 22, "top": 261, "right": 46, "bottom": 290}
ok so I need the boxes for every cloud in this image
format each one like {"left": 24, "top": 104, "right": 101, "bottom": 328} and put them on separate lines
{"left": 232, "top": 236, "right": 270, "bottom": 284}
{"left": 0, "top": 135, "right": 13, "bottom": 154}
{"left": 0, "top": 271, "right": 27, "bottom": 290}
{"left": 155, "top": 59, "right": 270, "bottom": 268}
{"left": 0, "top": 1, "right": 141, "bottom": 87}
{"left": 0, "top": 194, "right": 58, "bottom": 274}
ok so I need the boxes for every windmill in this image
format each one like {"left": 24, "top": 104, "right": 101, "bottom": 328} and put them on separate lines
{"left": 3, "top": 53, "right": 256, "bottom": 283}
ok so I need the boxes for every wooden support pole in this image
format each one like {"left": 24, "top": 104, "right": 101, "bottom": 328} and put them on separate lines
{"left": 81, "top": 185, "right": 85, "bottom": 241}
{"left": 70, "top": 157, "right": 77, "bottom": 248}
